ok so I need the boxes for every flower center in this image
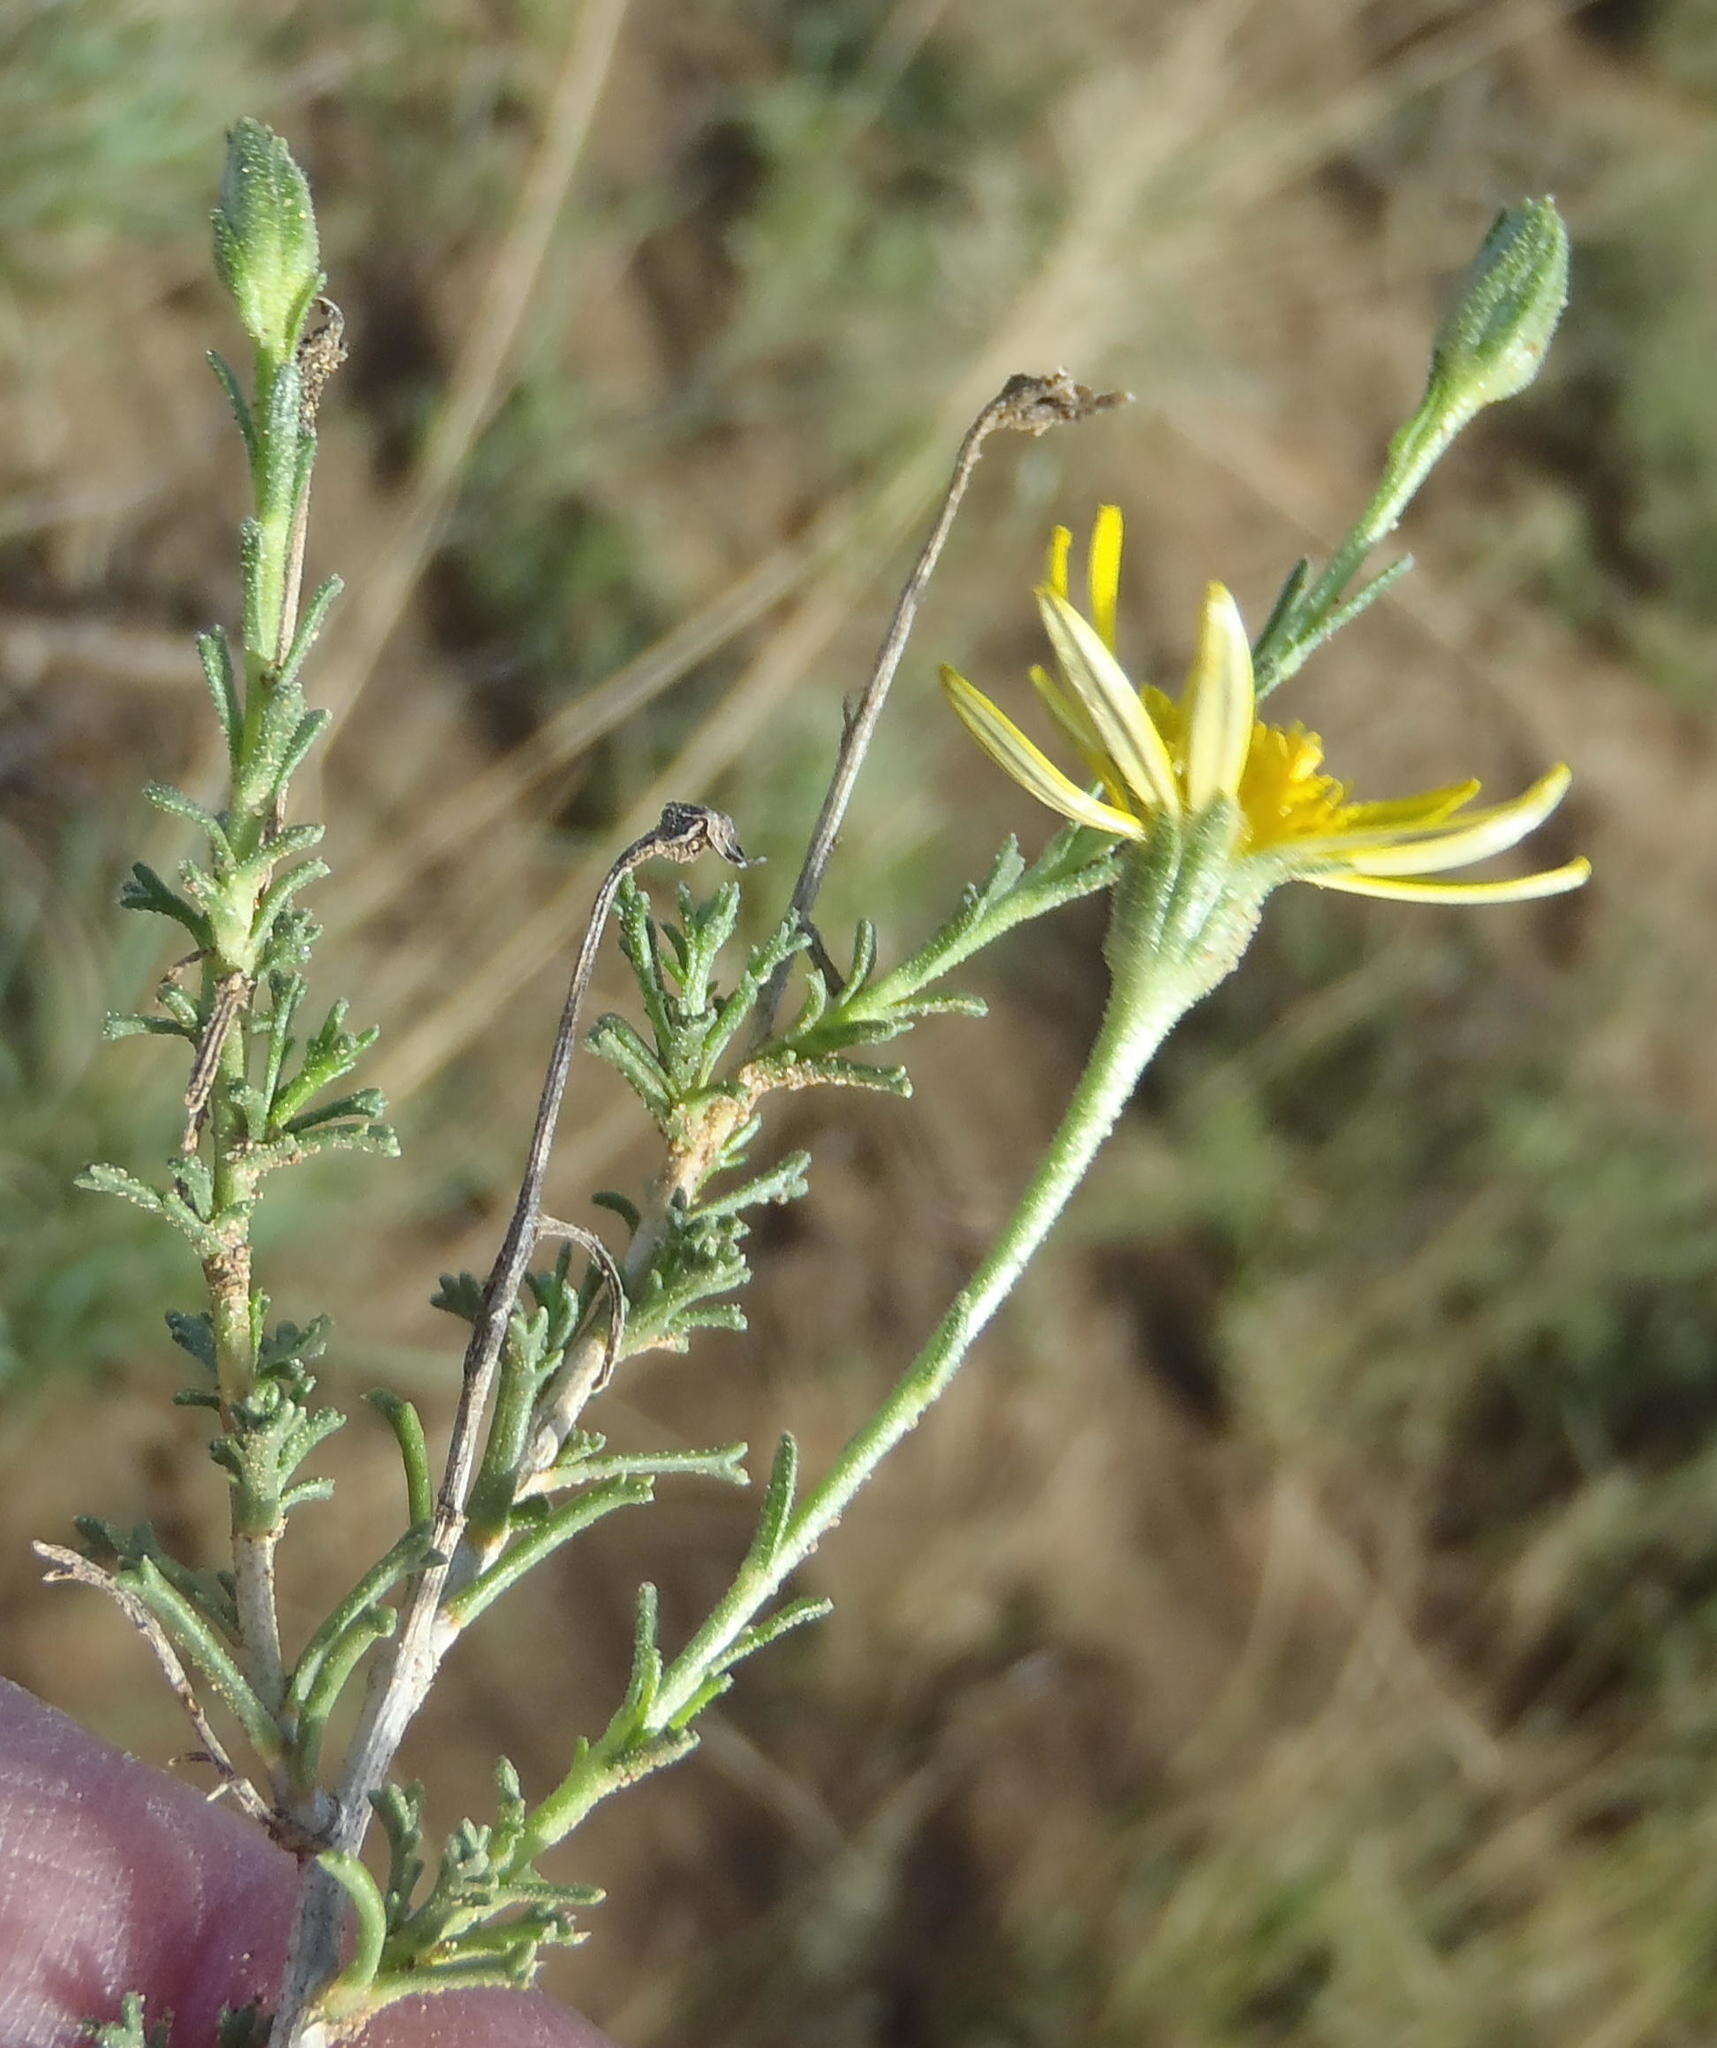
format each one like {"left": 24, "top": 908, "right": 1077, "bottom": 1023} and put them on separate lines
{"left": 1235, "top": 722, "right": 1349, "bottom": 850}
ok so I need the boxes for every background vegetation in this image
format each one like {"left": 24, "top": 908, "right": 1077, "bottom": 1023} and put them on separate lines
{"left": 3, "top": 0, "right": 1715, "bottom": 2041}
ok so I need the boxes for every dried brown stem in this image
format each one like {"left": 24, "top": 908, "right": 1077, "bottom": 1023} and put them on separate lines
{"left": 180, "top": 968, "right": 251, "bottom": 1154}
{"left": 759, "top": 368, "right": 1128, "bottom": 1030}
{"left": 275, "top": 297, "right": 348, "bottom": 675}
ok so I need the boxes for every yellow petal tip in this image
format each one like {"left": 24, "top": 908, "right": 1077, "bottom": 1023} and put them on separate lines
{"left": 1183, "top": 581, "right": 1255, "bottom": 808}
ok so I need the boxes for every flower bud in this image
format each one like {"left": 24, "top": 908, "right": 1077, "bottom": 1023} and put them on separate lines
{"left": 1361, "top": 199, "right": 1569, "bottom": 544}
{"left": 1422, "top": 197, "right": 1569, "bottom": 432}
{"left": 211, "top": 119, "right": 321, "bottom": 357}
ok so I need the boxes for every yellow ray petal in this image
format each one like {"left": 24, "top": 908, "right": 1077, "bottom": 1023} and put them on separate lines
{"left": 941, "top": 667, "right": 1146, "bottom": 840}
{"left": 1284, "top": 792, "right": 1492, "bottom": 857}
{"left": 1037, "top": 590, "right": 1181, "bottom": 816}
{"left": 1306, "top": 857, "right": 1590, "bottom": 904}
{"left": 1045, "top": 525, "right": 1072, "bottom": 604}
{"left": 1029, "top": 661, "right": 1101, "bottom": 755}
{"left": 1088, "top": 505, "right": 1124, "bottom": 650}
{"left": 1182, "top": 581, "right": 1255, "bottom": 809}
{"left": 1341, "top": 765, "right": 1572, "bottom": 876}
{"left": 1338, "top": 782, "right": 1480, "bottom": 832}
{"left": 1029, "top": 662, "right": 1129, "bottom": 804}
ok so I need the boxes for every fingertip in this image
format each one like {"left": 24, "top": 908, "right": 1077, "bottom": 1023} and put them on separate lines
{"left": 355, "top": 1988, "right": 618, "bottom": 2047}
{"left": 0, "top": 1685, "right": 618, "bottom": 2048}
{"left": 0, "top": 1679, "right": 295, "bottom": 2040}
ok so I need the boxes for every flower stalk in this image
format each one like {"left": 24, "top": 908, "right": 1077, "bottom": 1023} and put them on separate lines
{"left": 1253, "top": 197, "right": 1570, "bottom": 695}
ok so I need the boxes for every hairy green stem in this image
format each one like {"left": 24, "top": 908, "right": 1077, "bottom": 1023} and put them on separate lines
{"left": 202, "top": 960, "right": 286, "bottom": 1719}
{"left": 1276, "top": 396, "right": 1454, "bottom": 687}
{"left": 199, "top": 301, "right": 322, "bottom": 1728}
{"left": 643, "top": 980, "right": 1173, "bottom": 1722}
{"left": 232, "top": 1527, "right": 286, "bottom": 1714}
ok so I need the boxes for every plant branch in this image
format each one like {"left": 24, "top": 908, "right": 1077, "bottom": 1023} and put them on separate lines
{"left": 265, "top": 805, "right": 756, "bottom": 2048}
{"left": 513, "top": 825, "right": 1264, "bottom": 1867}
{"left": 640, "top": 981, "right": 1182, "bottom": 1735}
{"left": 339, "top": 804, "right": 755, "bottom": 1806}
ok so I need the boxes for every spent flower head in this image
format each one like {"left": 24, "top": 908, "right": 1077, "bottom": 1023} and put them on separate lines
{"left": 941, "top": 506, "right": 1589, "bottom": 906}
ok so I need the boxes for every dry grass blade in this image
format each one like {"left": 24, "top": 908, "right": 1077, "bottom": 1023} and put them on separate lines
{"left": 328, "top": 520, "right": 840, "bottom": 938}
{"left": 315, "top": 0, "right": 632, "bottom": 742}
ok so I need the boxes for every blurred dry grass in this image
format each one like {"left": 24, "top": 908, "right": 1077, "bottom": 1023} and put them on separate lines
{"left": 6, "top": 0, "right": 1717, "bottom": 2041}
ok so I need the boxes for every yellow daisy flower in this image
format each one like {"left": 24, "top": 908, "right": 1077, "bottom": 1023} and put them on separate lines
{"left": 941, "top": 506, "right": 1589, "bottom": 906}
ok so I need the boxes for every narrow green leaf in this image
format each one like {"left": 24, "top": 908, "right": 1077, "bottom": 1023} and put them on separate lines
{"left": 250, "top": 857, "right": 330, "bottom": 942}
{"left": 283, "top": 1087, "right": 386, "bottom": 1135}
{"left": 103, "top": 1012, "right": 194, "bottom": 1042}
{"left": 368, "top": 1393, "right": 433, "bottom": 1527}
{"left": 1249, "top": 554, "right": 1311, "bottom": 677}
{"left": 131, "top": 1557, "right": 283, "bottom": 1765}
{"left": 446, "top": 1479, "right": 653, "bottom": 1632}
{"left": 710, "top": 1594, "right": 833, "bottom": 1678}
{"left": 270, "top": 708, "right": 332, "bottom": 802}
{"left": 167, "top": 1311, "right": 219, "bottom": 1375}
{"left": 239, "top": 517, "right": 266, "bottom": 657}
{"left": 1263, "top": 554, "right": 1414, "bottom": 693}
{"left": 75, "top": 1163, "right": 166, "bottom": 1218}
{"left": 591, "top": 1189, "right": 641, "bottom": 1233}
{"left": 746, "top": 1434, "right": 798, "bottom": 1570}
{"left": 171, "top": 1152, "right": 216, "bottom": 1220}
{"left": 846, "top": 919, "right": 877, "bottom": 992}
{"left": 198, "top": 627, "right": 242, "bottom": 766}
{"left": 206, "top": 350, "right": 256, "bottom": 464}
{"left": 694, "top": 1152, "right": 811, "bottom": 1223}
{"left": 293, "top": 1606, "right": 395, "bottom": 1780}
{"left": 551, "top": 1440, "right": 749, "bottom": 1490}
{"left": 316, "top": 1850, "right": 389, "bottom": 2010}
{"left": 586, "top": 1015, "right": 671, "bottom": 1117}
{"left": 118, "top": 862, "right": 212, "bottom": 945}
{"left": 621, "top": 1582, "right": 662, "bottom": 1722}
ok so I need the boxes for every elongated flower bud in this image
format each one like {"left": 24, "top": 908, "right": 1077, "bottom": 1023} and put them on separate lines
{"left": 1422, "top": 197, "right": 1569, "bottom": 429}
{"left": 211, "top": 118, "right": 322, "bottom": 357}
{"left": 1363, "top": 198, "right": 1569, "bottom": 542}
